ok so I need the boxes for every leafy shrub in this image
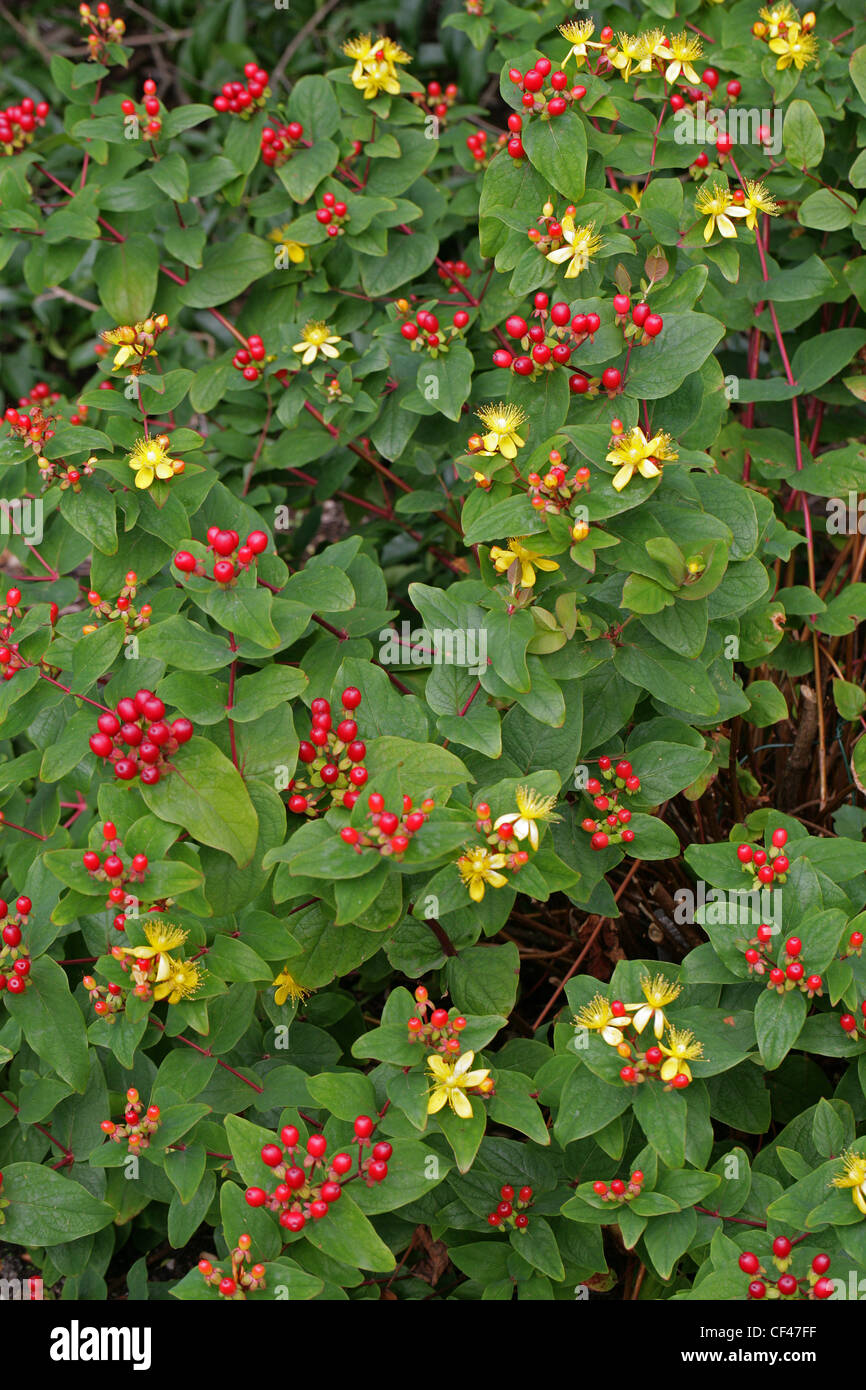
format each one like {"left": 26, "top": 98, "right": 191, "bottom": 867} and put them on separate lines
{"left": 0, "top": 0, "right": 865, "bottom": 1305}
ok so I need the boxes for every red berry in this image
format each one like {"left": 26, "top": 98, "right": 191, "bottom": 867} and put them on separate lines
{"left": 172, "top": 718, "right": 193, "bottom": 743}
{"left": 644, "top": 314, "right": 663, "bottom": 338}
{"left": 777, "top": 1274, "right": 797, "bottom": 1296}
{"left": 785, "top": 937, "right": 802, "bottom": 957}
{"left": 369, "top": 1160, "right": 388, "bottom": 1182}
{"left": 716, "top": 132, "right": 733, "bottom": 155}
{"left": 702, "top": 68, "right": 719, "bottom": 90}
{"left": 757, "top": 865, "right": 774, "bottom": 884}
{"left": 307, "top": 1133, "right": 327, "bottom": 1158}
{"left": 261, "top": 1144, "right": 283, "bottom": 1167}
{"left": 748, "top": 1281, "right": 766, "bottom": 1299}
{"left": 812, "top": 1253, "right": 830, "bottom": 1274}
{"left": 2, "top": 924, "right": 21, "bottom": 947}
{"left": 342, "top": 687, "right": 361, "bottom": 709}
{"left": 612, "top": 294, "right": 630, "bottom": 315}
{"left": 727, "top": 79, "right": 742, "bottom": 97}
{"left": 786, "top": 962, "right": 804, "bottom": 982}
{"left": 841, "top": 1014, "right": 857, "bottom": 1032}
{"left": 593, "top": 1181, "right": 608, "bottom": 1196}
{"left": 632, "top": 303, "right": 650, "bottom": 327}
{"left": 773, "top": 855, "right": 789, "bottom": 873}
{"left": 245, "top": 1187, "right": 267, "bottom": 1207}
{"left": 601, "top": 367, "right": 621, "bottom": 391}
{"left": 772, "top": 1236, "right": 792, "bottom": 1258}
{"left": 737, "top": 844, "right": 753, "bottom": 863}
{"left": 354, "top": 1115, "right": 373, "bottom": 1138}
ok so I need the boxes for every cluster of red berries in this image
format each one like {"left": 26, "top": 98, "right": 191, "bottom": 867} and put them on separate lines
{"left": 400, "top": 307, "right": 470, "bottom": 355}
{"left": 524, "top": 448, "right": 590, "bottom": 519}
{"left": 3, "top": 401, "right": 58, "bottom": 451}
{"left": 199, "top": 1233, "right": 266, "bottom": 1300}
{"left": 0, "top": 593, "right": 23, "bottom": 683}
{"left": 736, "top": 827, "right": 790, "bottom": 885}
{"left": 83, "top": 572, "right": 151, "bottom": 635}
{"left": 487, "top": 1182, "right": 533, "bottom": 1230}
{"left": 505, "top": 59, "right": 586, "bottom": 156}
{"left": 436, "top": 258, "right": 472, "bottom": 288}
{"left": 0, "top": 898, "right": 32, "bottom": 998}
{"left": 612, "top": 295, "right": 664, "bottom": 344}
{"left": 407, "top": 984, "right": 467, "bottom": 1053}
{"left": 83, "top": 824, "right": 149, "bottom": 924}
{"left": 592, "top": 1170, "right": 645, "bottom": 1203}
{"left": 174, "top": 525, "right": 269, "bottom": 586}
{"left": 230, "top": 335, "right": 267, "bottom": 382}
{"left": 260, "top": 121, "right": 304, "bottom": 168}
{"left": 465, "top": 127, "right": 506, "bottom": 167}
{"left": 340, "top": 792, "right": 435, "bottom": 860}
{"left": 315, "top": 191, "right": 350, "bottom": 237}
{"left": 12, "top": 381, "right": 60, "bottom": 413}
{"left": 100, "top": 1088, "right": 161, "bottom": 1151}
{"left": 82, "top": 968, "right": 124, "bottom": 1020}
{"left": 212, "top": 62, "right": 271, "bottom": 115}
{"left": 493, "top": 295, "right": 600, "bottom": 377}
{"left": 120, "top": 79, "right": 163, "bottom": 140}
{"left": 290, "top": 687, "right": 369, "bottom": 815}
{"left": 79, "top": 1, "right": 125, "bottom": 54}
{"left": 580, "top": 757, "right": 641, "bottom": 851}
{"left": 411, "top": 80, "right": 459, "bottom": 121}
{"left": 0, "top": 96, "right": 50, "bottom": 155}
{"left": 88, "top": 689, "right": 193, "bottom": 785}
{"left": 245, "top": 1117, "right": 391, "bottom": 1233}
{"left": 472, "top": 802, "right": 531, "bottom": 876}
{"left": 838, "top": 985, "right": 866, "bottom": 1039}
{"left": 741, "top": 1241, "right": 833, "bottom": 1301}
{"left": 743, "top": 932, "right": 822, "bottom": 999}
{"left": 619, "top": 1036, "right": 692, "bottom": 1091}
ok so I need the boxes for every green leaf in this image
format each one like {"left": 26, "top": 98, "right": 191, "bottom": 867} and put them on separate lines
{"left": 0, "top": 1164, "right": 114, "bottom": 1247}
{"left": 633, "top": 1085, "right": 687, "bottom": 1168}
{"left": 179, "top": 234, "right": 274, "bottom": 308}
{"left": 5, "top": 957, "right": 90, "bottom": 1091}
{"left": 140, "top": 737, "right": 259, "bottom": 866}
{"left": 93, "top": 235, "right": 160, "bottom": 325}
{"left": 522, "top": 112, "right": 586, "bottom": 200}
{"left": 782, "top": 100, "right": 825, "bottom": 168}
{"left": 509, "top": 1216, "right": 565, "bottom": 1280}
{"left": 302, "top": 1188, "right": 395, "bottom": 1272}
{"left": 754, "top": 988, "right": 807, "bottom": 1070}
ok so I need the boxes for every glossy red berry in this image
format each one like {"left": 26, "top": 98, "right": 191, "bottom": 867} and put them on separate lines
{"left": 307, "top": 1133, "right": 327, "bottom": 1158}
{"left": 601, "top": 367, "right": 621, "bottom": 390}
{"left": 748, "top": 1280, "right": 766, "bottom": 1299}
{"left": 261, "top": 1144, "right": 283, "bottom": 1167}
{"left": 354, "top": 1115, "right": 374, "bottom": 1138}
{"left": 342, "top": 687, "right": 362, "bottom": 709}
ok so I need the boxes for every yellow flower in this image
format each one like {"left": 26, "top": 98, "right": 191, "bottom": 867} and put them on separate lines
{"left": 640, "top": 30, "right": 668, "bottom": 67}
{"left": 273, "top": 967, "right": 310, "bottom": 1007}
{"left": 628, "top": 972, "right": 683, "bottom": 1038}
{"left": 153, "top": 957, "right": 204, "bottom": 1005}
{"left": 606, "top": 426, "right": 676, "bottom": 492}
{"left": 759, "top": 3, "right": 800, "bottom": 39}
{"left": 489, "top": 538, "right": 560, "bottom": 589}
{"left": 659, "top": 1025, "right": 703, "bottom": 1082}
{"left": 624, "top": 182, "right": 643, "bottom": 208}
{"left": 768, "top": 24, "right": 817, "bottom": 69}
{"left": 573, "top": 994, "right": 632, "bottom": 1047}
{"left": 121, "top": 920, "right": 189, "bottom": 960}
{"left": 665, "top": 31, "right": 703, "bottom": 84}
{"left": 475, "top": 401, "right": 527, "bottom": 459}
{"left": 558, "top": 18, "right": 601, "bottom": 68}
{"left": 742, "top": 179, "right": 780, "bottom": 231}
{"left": 427, "top": 1051, "right": 490, "bottom": 1119}
{"left": 292, "top": 320, "right": 343, "bottom": 366}
{"left": 607, "top": 33, "right": 646, "bottom": 83}
{"left": 493, "top": 785, "right": 560, "bottom": 851}
{"left": 832, "top": 1150, "right": 866, "bottom": 1216}
{"left": 343, "top": 33, "right": 411, "bottom": 99}
{"left": 545, "top": 215, "right": 604, "bottom": 279}
{"left": 128, "top": 435, "right": 183, "bottom": 490}
{"left": 457, "top": 846, "right": 508, "bottom": 902}
{"left": 694, "top": 182, "right": 748, "bottom": 242}
{"left": 267, "top": 227, "right": 306, "bottom": 263}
